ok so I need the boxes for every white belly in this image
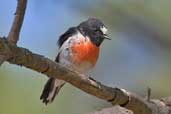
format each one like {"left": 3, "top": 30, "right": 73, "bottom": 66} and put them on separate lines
{"left": 58, "top": 31, "right": 94, "bottom": 73}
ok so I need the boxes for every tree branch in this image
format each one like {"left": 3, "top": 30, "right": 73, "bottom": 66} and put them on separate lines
{"left": 0, "top": 1, "right": 171, "bottom": 114}
{"left": 0, "top": 0, "right": 27, "bottom": 66}
{"left": 85, "top": 106, "right": 133, "bottom": 114}
{"left": 7, "top": 0, "right": 27, "bottom": 44}
{"left": 1, "top": 37, "right": 170, "bottom": 114}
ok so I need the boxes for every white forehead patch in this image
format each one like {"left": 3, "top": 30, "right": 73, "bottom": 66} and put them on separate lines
{"left": 100, "top": 26, "right": 108, "bottom": 35}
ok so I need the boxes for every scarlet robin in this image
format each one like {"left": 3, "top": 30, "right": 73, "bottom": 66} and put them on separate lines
{"left": 40, "top": 18, "right": 110, "bottom": 104}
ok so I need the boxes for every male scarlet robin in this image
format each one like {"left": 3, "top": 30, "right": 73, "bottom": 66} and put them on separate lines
{"left": 40, "top": 18, "right": 110, "bottom": 104}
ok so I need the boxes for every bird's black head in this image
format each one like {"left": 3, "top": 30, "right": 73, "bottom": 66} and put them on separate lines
{"left": 77, "top": 18, "right": 110, "bottom": 47}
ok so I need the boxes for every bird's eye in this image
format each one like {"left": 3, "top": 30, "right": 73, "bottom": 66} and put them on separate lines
{"left": 94, "top": 29, "right": 102, "bottom": 34}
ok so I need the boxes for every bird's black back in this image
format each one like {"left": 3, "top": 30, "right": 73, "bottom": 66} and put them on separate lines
{"left": 57, "top": 27, "right": 77, "bottom": 48}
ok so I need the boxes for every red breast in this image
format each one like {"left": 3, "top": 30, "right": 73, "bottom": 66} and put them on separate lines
{"left": 71, "top": 38, "right": 99, "bottom": 67}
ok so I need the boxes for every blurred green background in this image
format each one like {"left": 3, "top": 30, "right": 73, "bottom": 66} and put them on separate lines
{"left": 0, "top": 0, "right": 171, "bottom": 114}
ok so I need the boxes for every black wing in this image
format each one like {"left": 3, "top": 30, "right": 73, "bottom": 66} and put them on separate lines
{"left": 55, "top": 52, "right": 60, "bottom": 62}
{"left": 57, "top": 27, "right": 77, "bottom": 48}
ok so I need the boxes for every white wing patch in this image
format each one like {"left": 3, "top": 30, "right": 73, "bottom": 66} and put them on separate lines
{"left": 100, "top": 26, "right": 108, "bottom": 35}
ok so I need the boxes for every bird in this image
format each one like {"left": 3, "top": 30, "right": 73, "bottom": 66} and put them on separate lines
{"left": 40, "top": 18, "right": 110, "bottom": 105}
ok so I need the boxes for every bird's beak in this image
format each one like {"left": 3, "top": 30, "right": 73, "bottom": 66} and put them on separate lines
{"left": 104, "top": 34, "right": 111, "bottom": 40}
{"left": 100, "top": 26, "right": 111, "bottom": 40}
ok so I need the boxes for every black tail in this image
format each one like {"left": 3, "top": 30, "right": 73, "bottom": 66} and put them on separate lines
{"left": 40, "top": 78, "right": 65, "bottom": 105}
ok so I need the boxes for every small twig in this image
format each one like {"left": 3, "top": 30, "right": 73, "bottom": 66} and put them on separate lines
{"left": 147, "top": 87, "right": 151, "bottom": 102}
{"left": 7, "top": 0, "right": 27, "bottom": 44}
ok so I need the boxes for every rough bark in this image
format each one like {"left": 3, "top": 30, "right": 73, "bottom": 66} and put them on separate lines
{"left": 0, "top": 0, "right": 27, "bottom": 65}
{"left": 0, "top": 37, "right": 171, "bottom": 114}
{"left": 85, "top": 106, "right": 133, "bottom": 114}
{"left": 0, "top": 0, "right": 171, "bottom": 114}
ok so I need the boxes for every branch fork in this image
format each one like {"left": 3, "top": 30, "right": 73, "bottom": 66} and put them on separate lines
{"left": 0, "top": 1, "right": 171, "bottom": 114}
